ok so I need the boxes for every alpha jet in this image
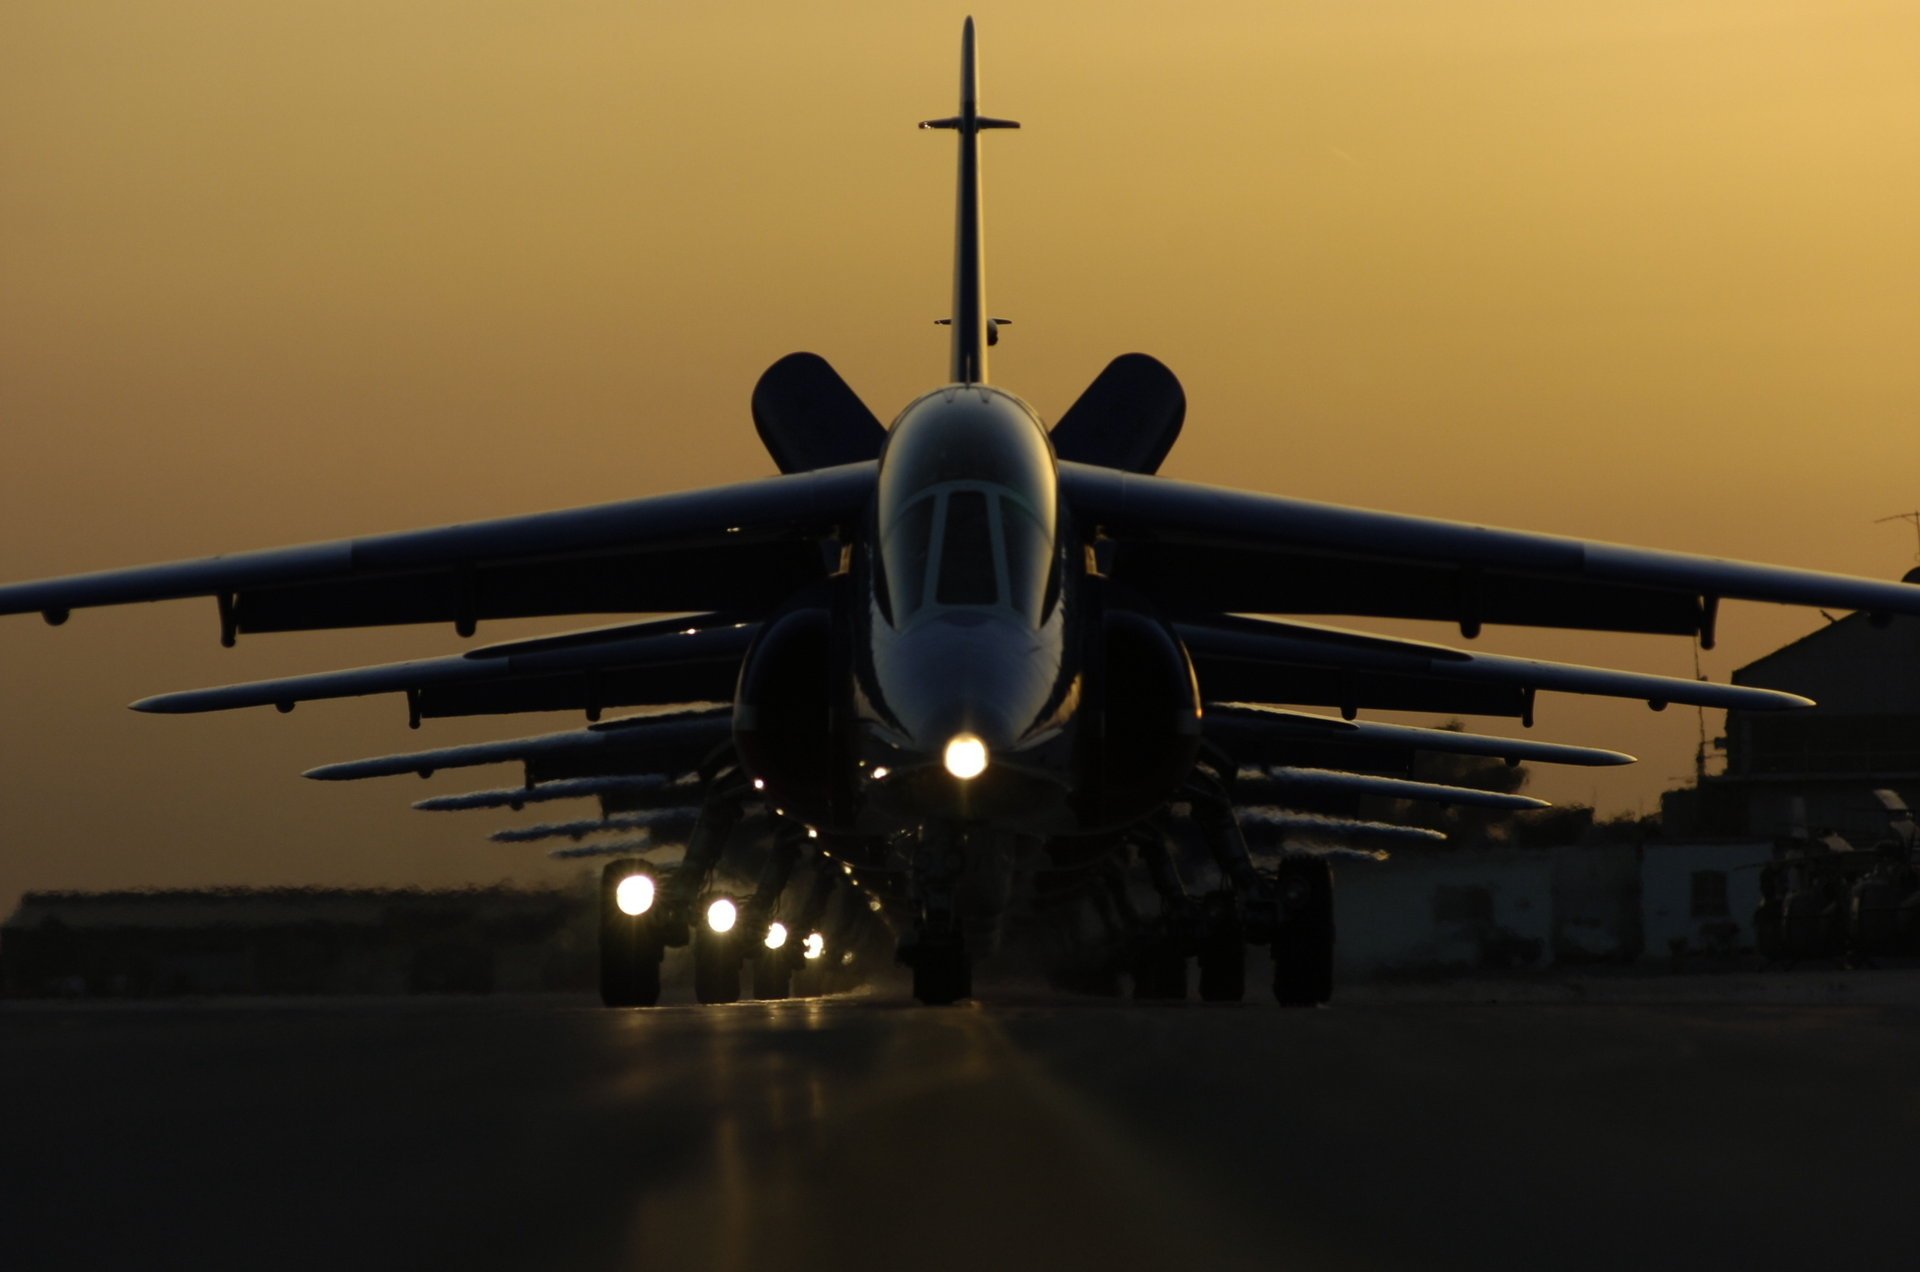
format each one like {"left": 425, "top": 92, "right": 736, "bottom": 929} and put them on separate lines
{"left": 5, "top": 20, "right": 1920, "bottom": 1006}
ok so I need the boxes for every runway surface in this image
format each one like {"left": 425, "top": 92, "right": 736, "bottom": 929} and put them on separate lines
{"left": 5, "top": 972, "right": 1919, "bottom": 1271}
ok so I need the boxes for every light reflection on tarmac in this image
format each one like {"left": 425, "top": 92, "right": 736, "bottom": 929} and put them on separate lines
{"left": 4, "top": 973, "right": 1919, "bottom": 1271}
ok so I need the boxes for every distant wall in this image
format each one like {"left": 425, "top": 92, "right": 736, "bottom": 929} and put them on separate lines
{"left": 1332, "top": 841, "right": 1770, "bottom": 977}
{"left": 1640, "top": 841, "right": 1768, "bottom": 962}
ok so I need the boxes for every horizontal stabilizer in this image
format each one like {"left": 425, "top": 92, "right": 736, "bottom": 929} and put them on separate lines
{"left": 752, "top": 353, "right": 887, "bottom": 474}
{"left": 1049, "top": 354, "right": 1185, "bottom": 474}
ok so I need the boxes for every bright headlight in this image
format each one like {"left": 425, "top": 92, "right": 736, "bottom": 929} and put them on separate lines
{"left": 803, "top": 931, "right": 825, "bottom": 960}
{"left": 706, "top": 898, "right": 738, "bottom": 933}
{"left": 615, "top": 874, "right": 655, "bottom": 917}
{"left": 764, "top": 921, "right": 788, "bottom": 950}
{"left": 943, "top": 733, "right": 988, "bottom": 780}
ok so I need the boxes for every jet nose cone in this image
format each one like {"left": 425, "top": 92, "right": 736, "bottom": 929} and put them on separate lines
{"left": 878, "top": 614, "right": 1043, "bottom": 751}
{"left": 899, "top": 685, "right": 1021, "bottom": 770}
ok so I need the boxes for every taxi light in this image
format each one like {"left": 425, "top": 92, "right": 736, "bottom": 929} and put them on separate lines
{"left": 943, "top": 734, "right": 988, "bottom": 780}
{"left": 803, "top": 932, "right": 825, "bottom": 960}
{"left": 615, "top": 874, "right": 655, "bottom": 917}
{"left": 764, "top": 921, "right": 788, "bottom": 951}
{"left": 706, "top": 898, "right": 738, "bottom": 933}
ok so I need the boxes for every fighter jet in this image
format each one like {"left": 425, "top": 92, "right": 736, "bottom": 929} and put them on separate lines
{"left": 5, "top": 19, "right": 1919, "bottom": 1006}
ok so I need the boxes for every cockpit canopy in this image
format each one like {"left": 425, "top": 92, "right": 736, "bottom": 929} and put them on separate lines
{"left": 876, "top": 387, "right": 1058, "bottom": 626}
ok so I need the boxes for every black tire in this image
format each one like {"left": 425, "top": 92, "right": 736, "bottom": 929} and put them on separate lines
{"left": 1196, "top": 892, "right": 1245, "bottom": 1003}
{"left": 1130, "top": 941, "right": 1187, "bottom": 1000}
{"left": 599, "top": 861, "right": 663, "bottom": 1008}
{"left": 1273, "top": 857, "right": 1335, "bottom": 1007}
{"left": 1197, "top": 933, "right": 1245, "bottom": 1003}
{"left": 693, "top": 924, "right": 742, "bottom": 1005}
{"left": 752, "top": 950, "right": 793, "bottom": 1000}
{"left": 912, "top": 943, "right": 971, "bottom": 1005}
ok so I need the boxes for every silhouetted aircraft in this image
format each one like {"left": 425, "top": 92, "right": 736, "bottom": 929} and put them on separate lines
{"left": 5, "top": 19, "right": 1919, "bottom": 1005}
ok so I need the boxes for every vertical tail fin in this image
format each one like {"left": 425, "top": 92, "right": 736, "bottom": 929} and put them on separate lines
{"left": 920, "top": 17, "right": 1018, "bottom": 384}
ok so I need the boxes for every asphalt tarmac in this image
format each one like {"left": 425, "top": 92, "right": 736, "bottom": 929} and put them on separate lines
{"left": 5, "top": 972, "right": 1919, "bottom": 1272}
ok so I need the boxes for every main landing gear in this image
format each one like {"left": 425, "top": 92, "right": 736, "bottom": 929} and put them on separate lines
{"left": 1271, "top": 856, "right": 1335, "bottom": 1007}
{"left": 906, "top": 932, "right": 972, "bottom": 1005}
{"left": 599, "top": 858, "right": 665, "bottom": 1007}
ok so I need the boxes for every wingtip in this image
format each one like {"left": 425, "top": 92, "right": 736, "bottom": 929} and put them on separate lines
{"left": 303, "top": 761, "right": 371, "bottom": 782}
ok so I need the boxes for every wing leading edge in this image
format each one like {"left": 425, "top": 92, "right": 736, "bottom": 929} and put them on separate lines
{"left": 0, "top": 464, "right": 873, "bottom": 639}
{"left": 1065, "top": 465, "right": 1920, "bottom": 637}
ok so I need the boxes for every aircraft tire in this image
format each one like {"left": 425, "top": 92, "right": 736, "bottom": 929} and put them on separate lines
{"left": 693, "top": 926, "right": 742, "bottom": 1005}
{"left": 1197, "top": 935, "right": 1245, "bottom": 1003}
{"left": 912, "top": 943, "right": 971, "bottom": 1005}
{"left": 599, "top": 860, "right": 663, "bottom": 1008}
{"left": 1273, "top": 857, "right": 1335, "bottom": 1007}
{"left": 1130, "top": 942, "right": 1187, "bottom": 1000}
{"left": 1197, "top": 891, "right": 1245, "bottom": 1002}
{"left": 753, "top": 951, "right": 794, "bottom": 1000}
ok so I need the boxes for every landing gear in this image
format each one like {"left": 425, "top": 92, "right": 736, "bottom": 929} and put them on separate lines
{"left": 599, "top": 859, "right": 664, "bottom": 1007}
{"left": 1129, "top": 935, "right": 1188, "bottom": 1000}
{"left": 693, "top": 916, "right": 743, "bottom": 1004}
{"left": 909, "top": 936, "right": 971, "bottom": 1005}
{"left": 1196, "top": 891, "right": 1245, "bottom": 1003}
{"left": 752, "top": 948, "right": 794, "bottom": 1000}
{"left": 1272, "top": 856, "right": 1334, "bottom": 1007}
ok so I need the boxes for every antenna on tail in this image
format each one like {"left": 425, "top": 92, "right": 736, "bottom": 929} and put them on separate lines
{"left": 920, "top": 17, "right": 1018, "bottom": 384}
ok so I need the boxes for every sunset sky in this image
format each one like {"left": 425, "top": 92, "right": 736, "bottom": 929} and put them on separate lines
{"left": 2, "top": 2, "right": 1915, "bottom": 904}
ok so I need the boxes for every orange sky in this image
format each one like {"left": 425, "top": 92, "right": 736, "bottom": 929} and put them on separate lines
{"left": 2, "top": 2, "right": 1916, "bottom": 904}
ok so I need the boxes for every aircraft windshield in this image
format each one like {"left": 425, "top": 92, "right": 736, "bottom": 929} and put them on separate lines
{"left": 877, "top": 391, "right": 1057, "bottom": 624}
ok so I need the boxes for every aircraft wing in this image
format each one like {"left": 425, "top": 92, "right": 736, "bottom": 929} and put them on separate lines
{"left": 1177, "top": 614, "right": 1808, "bottom": 723}
{"left": 1064, "top": 465, "right": 1920, "bottom": 637}
{"left": 413, "top": 776, "right": 692, "bottom": 813}
{"left": 489, "top": 809, "right": 701, "bottom": 844}
{"left": 0, "top": 465, "right": 873, "bottom": 638}
{"left": 132, "top": 615, "right": 756, "bottom": 723}
{"left": 1234, "top": 766, "right": 1549, "bottom": 810}
{"left": 303, "top": 708, "right": 733, "bottom": 785}
{"left": 1204, "top": 704, "right": 1634, "bottom": 775}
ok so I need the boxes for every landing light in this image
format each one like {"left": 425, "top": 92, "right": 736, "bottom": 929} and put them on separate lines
{"left": 803, "top": 932, "right": 826, "bottom": 960}
{"left": 765, "top": 921, "right": 788, "bottom": 951}
{"left": 943, "top": 734, "right": 988, "bottom": 781}
{"left": 871, "top": 766, "right": 890, "bottom": 781}
{"left": 706, "top": 898, "right": 738, "bottom": 933}
{"left": 615, "top": 874, "right": 655, "bottom": 917}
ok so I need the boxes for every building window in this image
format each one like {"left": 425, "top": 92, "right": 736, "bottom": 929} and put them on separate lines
{"left": 1689, "top": 870, "right": 1730, "bottom": 918}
